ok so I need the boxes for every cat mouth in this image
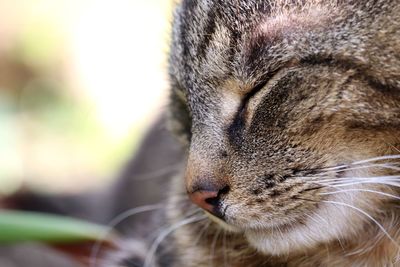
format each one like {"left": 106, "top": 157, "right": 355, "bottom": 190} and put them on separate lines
{"left": 205, "top": 208, "right": 297, "bottom": 235}
{"left": 205, "top": 206, "right": 317, "bottom": 255}
{"left": 223, "top": 205, "right": 307, "bottom": 234}
{"left": 204, "top": 211, "right": 241, "bottom": 232}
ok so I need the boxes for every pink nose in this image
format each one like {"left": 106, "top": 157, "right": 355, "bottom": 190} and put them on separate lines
{"left": 188, "top": 190, "right": 219, "bottom": 213}
{"left": 187, "top": 183, "right": 230, "bottom": 218}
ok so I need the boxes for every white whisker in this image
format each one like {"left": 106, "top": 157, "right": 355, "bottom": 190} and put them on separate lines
{"left": 320, "top": 188, "right": 400, "bottom": 200}
{"left": 351, "top": 155, "right": 400, "bottom": 165}
{"left": 134, "top": 163, "right": 183, "bottom": 180}
{"left": 322, "top": 200, "right": 400, "bottom": 249}
{"left": 345, "top": 246, "right": 372, "bottom": 257}
{"left": 314, "top": 176, "right": 400, "bottom": 187}
{"left": 333, "top": 175, "right": 400, "bottom": 181}
{"left": 90, "top": 204, "right": 163, "bottom": 267}
{"left": 210, "top": 228, "right": 222, "bottom": 267}
{"left": 317, "top": 155, "right": 400, "bottom": 172}
{"left": 193, "top": 220, "right": 211, "bottom": 245}
{"left": 144, "top": 215, "right": 206, "bottom": 267}
{"left": 316, "top": 175, "right": 400, "bottom": 183}
{"left": 149, "top": 208, "right": 203, "bottom": 241}
{"left": 319, "top": 181, "right": 400, "bottom": 188}
{"left": 322, "top": 164, "right": 400, "bottom": 175}
{"left": 223, "top": 230, "right": 228, "bottom": 267}
{"left": 294, "top": 176, "right": 327, "bottom": 179}
{"left": 320, "top": 164, "right": 349, "bottom": 171}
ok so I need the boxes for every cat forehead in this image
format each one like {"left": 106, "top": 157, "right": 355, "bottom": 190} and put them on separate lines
{"left": 170, "top": 0, "right": 335, "bottom": 95}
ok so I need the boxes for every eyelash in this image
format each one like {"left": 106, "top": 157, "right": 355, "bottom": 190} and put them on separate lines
{"left": 228, "top": 67, "right": 288, "bottom": 141}
{"left": 243, "top": 80, "right": 269, "bottom": 106}
{"left": 242, "top": 66, "right": 285, "bottom": 106}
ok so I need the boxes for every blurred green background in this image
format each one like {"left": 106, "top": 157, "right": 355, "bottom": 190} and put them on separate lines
{"left": 0, "top": 0, "right": 173, "bottom": 195}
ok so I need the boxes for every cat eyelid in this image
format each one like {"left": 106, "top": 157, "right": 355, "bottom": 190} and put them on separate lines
{"left": 243, "top": 79, "right": 270, "bottom": 104}
{"left": 242, "top": 68, "right": 282, "bottom": 106}
{"left": 226, "top": 65, "right": 293, "bottom": 143}
{"left": 232, "top": 79, "right": 268, "bottom": 133}
{"left": 226, "top": 78, "right": 269, "bottom": 144}
{"left": 242, "top": 61, "right": 298, "bottom": 104}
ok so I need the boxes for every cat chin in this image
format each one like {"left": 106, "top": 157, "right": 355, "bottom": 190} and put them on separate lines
{"left": 244, "top": 196, "right": 365, "bottom": 256}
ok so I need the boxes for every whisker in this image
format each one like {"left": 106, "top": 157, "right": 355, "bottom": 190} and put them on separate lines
{"left": 319, "top": 164, "right": 350, "bottom": 172}
{"left": 223, "top": 230, "right": 228, "bottom": 267}
{"left": 134, "top": 163, "right": 183, "bottom": 180}
{"left": 315, "top": 155, "right": 400, "bottom": 172}
{"left": 321, "top": 164, "right": 400, "bottom": 174}
{"left": 304, "top": 213, "right": 326, "bottom": 236}
{"left": 210, "top": 228, "right": 222, "bottom": 267}
{"left": 314, "top": 175, "right": 400, "bottom": 185}
{"left": 193, "top": 220, "right": 212, "bottom": 245}
{"left": 315, "top": 176, "right": 400, "bottom": 184}
{"left": 292, "top": 196, "right": 319, "bottom": 203}
{"left": 351, "top": 155, "right": 400, "bottom": 165}
{"left": 144, "top": 209, "right": 204, "bottom": 263}
{"left": 318, "top": 181, "right": 400, "bottom": 188}
{"left": 115, "top": 195, "right": 193, "bottom": 234}
{"left": 292, "top": 176, "right": 334, "bottom": 183}
{"left": 90, "top": 203, "right": 163, "bottom": 267}
{"left": 387, "top": 143, "right": 400, "bottom": 154}
{"left": 148, "top": 208, "right": 203, "bottom": 241}
{"left": 345, "top": 246, "right": 372, "bottom": 257}
{"left": 143, "top": 214, "right": 207, "bottom": 267}
{"left": 321, "top": 200, "right": 400, "bottom": 250}
{"left": 307, "top": 211, "right": 329, "bottom": 227}
{"left": 319, "top": 188, "right": 400, "bottom": 200}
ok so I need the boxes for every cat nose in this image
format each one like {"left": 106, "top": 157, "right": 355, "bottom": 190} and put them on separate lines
{"left": 188, "top": 184, "right": 230, "bottom": 217}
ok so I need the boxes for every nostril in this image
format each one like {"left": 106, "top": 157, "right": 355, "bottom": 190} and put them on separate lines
{"left": 218, "top": 185, "right": 230, "bottom": 196}
{"left": 205, "top": 196, "right": 219, "bottom": 206}
{"left": 204, "top": 185, "right": 230, "bottom": 206}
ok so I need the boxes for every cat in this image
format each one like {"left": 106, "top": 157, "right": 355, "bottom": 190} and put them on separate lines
{"left": 5, "top": 0, "right": 400, "bottom": 266}
{"left": 108, "top": 0, "right": 400, "bottom": 266}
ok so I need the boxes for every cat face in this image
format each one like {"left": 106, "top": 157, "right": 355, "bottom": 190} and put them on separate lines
{"left": 169, "top": 0, "right": 400, "bottom": 255}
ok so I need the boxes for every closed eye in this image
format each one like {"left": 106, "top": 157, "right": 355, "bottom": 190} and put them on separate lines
{"left": 242, "top": 65, "right": 287, "bottom": 108}
{"left": 226, "top": 65, "right": 294, "bottom": 145}
{"left": 226, "top": 76, "right": 273, "bottom": 145}
{"left": 243, "top": 79, "right": 270, "bottom": 105}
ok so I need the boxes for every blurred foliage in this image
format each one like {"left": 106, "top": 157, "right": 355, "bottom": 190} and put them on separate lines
{"left": 0, "top": 210, "right": 114, "bottom": 243}
{"left": 0, "top": 0, "right": 173, "bottom": 194}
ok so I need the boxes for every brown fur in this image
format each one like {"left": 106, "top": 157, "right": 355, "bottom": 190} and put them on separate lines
{"left": 165, "top": 0, "right": 400, "bottom": 266}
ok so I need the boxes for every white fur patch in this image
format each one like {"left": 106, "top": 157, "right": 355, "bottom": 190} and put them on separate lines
{"left": 244, "top": 194, "right": 362, "bottom": 255}
{"left": 219, "top": 87, "right": 242, "bottom": 123}
{"left": 244, "top": 169, "right": 382, "bottom": 256}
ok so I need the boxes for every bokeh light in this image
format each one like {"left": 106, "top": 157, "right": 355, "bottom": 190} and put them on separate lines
{"left": 0, "top": 0, "right": 173, "bottom": 194}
